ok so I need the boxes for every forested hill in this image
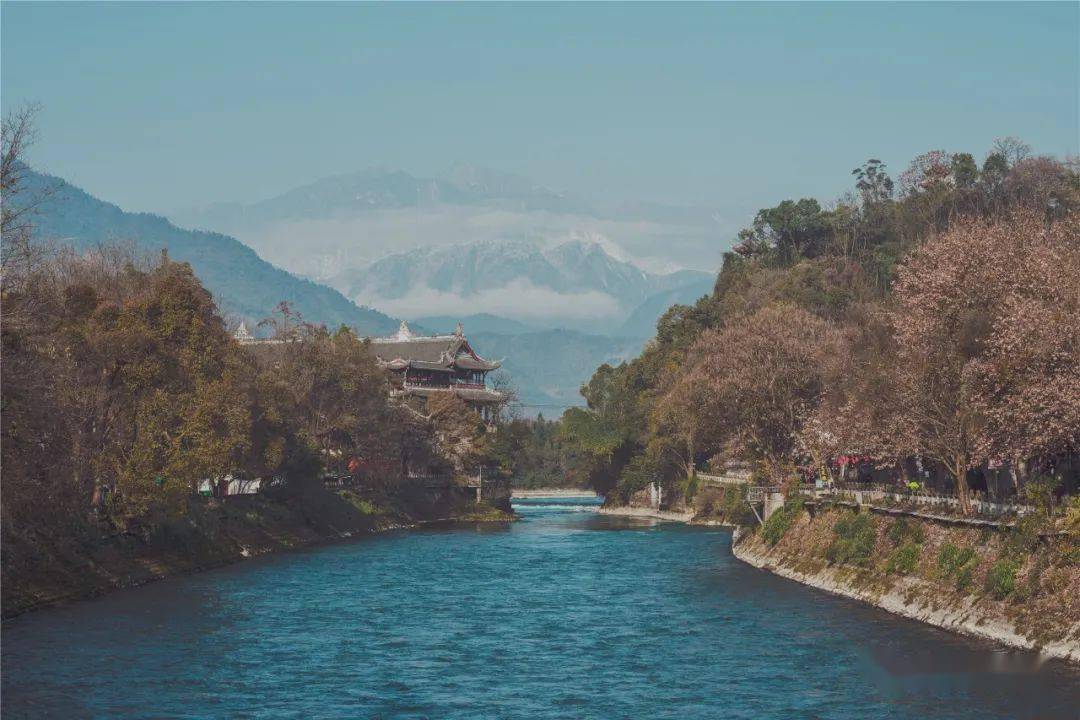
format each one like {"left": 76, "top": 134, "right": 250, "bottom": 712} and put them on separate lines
{"left": 549, "top": 141, "right": 1079, "bottom": 508}
{"left": 17, "top": 166, "right": 399, "bottom": 334}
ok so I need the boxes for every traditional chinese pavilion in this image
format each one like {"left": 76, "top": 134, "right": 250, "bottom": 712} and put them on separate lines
{"left": 234, "top": 320, "right": 506, "bottom": 420}
{"left": 371, "top": 321, "right": 505, "bottom": 420}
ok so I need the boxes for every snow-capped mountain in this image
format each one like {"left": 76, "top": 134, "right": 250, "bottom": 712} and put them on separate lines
{"left": 168, "top": 163, "right": 727, "bottom": 284}
{"left": 332, "top": 238, "right": 711, "bottom": 335}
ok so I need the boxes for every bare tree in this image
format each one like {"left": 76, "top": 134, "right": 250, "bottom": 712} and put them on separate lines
{"left": 991, "top": 136, "right": 1032, "bottom": 169}
{"left": 1, "top": 103, "right": 57, "bottom": 289}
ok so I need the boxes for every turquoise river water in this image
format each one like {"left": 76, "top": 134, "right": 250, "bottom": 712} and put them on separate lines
{"left": 2, "top": 497, "right": 1078, "bottom": 718}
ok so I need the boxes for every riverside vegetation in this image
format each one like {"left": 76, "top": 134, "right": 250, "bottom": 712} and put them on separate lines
{"left": 2, "top": 106, "right": 1078, "bottom": 657}
{"left": 0, "top": 110, "right": 525, "bottom": 616}
{"left": 539, "top": 138, "right": 1080, "bottom": 656}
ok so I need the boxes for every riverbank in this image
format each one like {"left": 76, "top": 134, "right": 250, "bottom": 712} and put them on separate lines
{"left": 731, "top": 530, "right": 1079, "bottom": 662}
{"left": 1, "top": 485, "right": 513, "bottom": 619}
{"left": 731, "top": 505, "right": 1080, "bottom": 663}
{"left": 601, "top": 499, "right": 1079, "bottom": 662}
{"left": 597, "top": 505, "right": 695, "bottom": 522}
{"left": 12, "top": 498, "right": 1078, "bottom": 719}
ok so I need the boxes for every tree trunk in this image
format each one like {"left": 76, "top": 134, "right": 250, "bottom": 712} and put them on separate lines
{"left": 1009, "top": 463, "right": 1021, "bottom": 497}
{"left": 952, "top": 458, "right": 972, "bottom": 515}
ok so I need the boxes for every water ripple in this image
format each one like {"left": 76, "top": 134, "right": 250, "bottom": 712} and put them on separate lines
{"left": 2, "top": 498, "right": 1078, "bottom": 719}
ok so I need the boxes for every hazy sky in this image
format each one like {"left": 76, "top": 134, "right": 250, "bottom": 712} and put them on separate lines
{"left": 3, "top": 2, "right": 1077, "bottom": 221}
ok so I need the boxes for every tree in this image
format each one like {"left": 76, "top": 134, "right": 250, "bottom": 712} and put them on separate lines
{"left": 991, "top": 136, "right": 1032, "bottom": 168}
{"left": 1005, "top": 156, "right": 1074, "bottom": 214}
{"left": 899, "top": 150, "right": 953, "bottom": 198}
{"left": 976, "top": 152, "right": 1010, "bottom": 215}
{"left": 950, "top": 153, "right": 979, "bottom": 190}
{"left": 852, "top": 159, "right": 894, "bottom": 205}
{"left": 881, "top": 211, "right": 1078, "bottom": 512}
{"left": 749, "top": 198, "right": 831, "bottom": 263}
{"left": 966, "top": 212, "right": 1080, "bottom": 465}
{"left": 683, "top": 304, "right": 840, "bottom": 482}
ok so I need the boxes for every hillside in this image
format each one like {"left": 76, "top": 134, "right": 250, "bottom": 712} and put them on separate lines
{"left": 16, "top": 167, "right": 398, "bottom": 334}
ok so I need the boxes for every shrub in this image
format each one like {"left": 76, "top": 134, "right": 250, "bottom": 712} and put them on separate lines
{"left": 683, "top": 473, "right": 700, "bottom": 501}
{"left": 1003, "top": 513, "right": 1043, "bottom": 556}
{"left": 720, "top": 486, "right": 757, "bottom": 527}
{"left": 1022, "top": 474, "right": 1062, "bottom": 520}
{"left": 886, "top": 517, "right": 925, "bottom": 545}
{"left": 762, "top": 498, "right": 803, "bottom": 546}
{"left": 826, "top": 511, "right": 877, "bottom": 566}
{"left": 616, "top": 455, "right": 658, "bottom": 503}
{"left": 938, "top": 543, "right": 979, "bottom": 592}
{"left": 887, "top": 541, "right": 922, "bottom": 575}
{"left": 1065, "top": 496, "right": 1080, "bottom": 535}
{"left": 985, "top": 558, "right": 1019, "bottom": 599}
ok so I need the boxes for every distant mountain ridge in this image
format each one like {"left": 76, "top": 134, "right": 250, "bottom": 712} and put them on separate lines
{"left": 333, "top": 238, "right": 712, "bottom": 335}
{"left": 15, "top": 167, "right": 706, "bottom": 411}
{"left": 174, "top": 162, "right": 594, "bottom": 233}
{"left": 15, "top": 167, "right": 399, "bottom": 335}
{"left": 167, "top": 162, "right": 727, "bottom": 287}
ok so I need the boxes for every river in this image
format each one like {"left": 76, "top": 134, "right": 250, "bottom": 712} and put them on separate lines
{"left": 2, "top": 497, "right": 1077, "bottom": 719}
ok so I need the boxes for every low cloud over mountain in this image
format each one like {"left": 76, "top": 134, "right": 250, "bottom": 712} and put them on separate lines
{"left": 169, "top": 163, "right": 730, "bottom": 283}
{"left": 334, "top": 238, "right": 711, "bottom": 335}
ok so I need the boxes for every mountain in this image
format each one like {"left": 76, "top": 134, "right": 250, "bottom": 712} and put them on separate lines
{"left": 333, "top": 238, "right": 712, "bottom": 335}
{"left": 470, "top": 330, "right": 647, "bottom": 414}
{"left": 15, "top": 167, "right": 398, "bottom": 335}
{"left": 173, "top": 162, "right": 593, "bottom": 238}
{"left": 168, "top": 163, "right": 728, "bottom": 284}
{"left": 618, "top": 277, "right": 716, "bottom": 338}
{"left": 413, "top": 313, "right": 537, "bottom": 335}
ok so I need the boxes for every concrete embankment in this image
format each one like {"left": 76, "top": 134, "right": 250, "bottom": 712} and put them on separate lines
{"left": 601, "top": 499, "right": 1079, "bottom": 662}
{"left": 729, "top": 512, "right": 1080, "bottom": 664}
{"left": 598, "top": 505, "right": 695, "bottom": 522}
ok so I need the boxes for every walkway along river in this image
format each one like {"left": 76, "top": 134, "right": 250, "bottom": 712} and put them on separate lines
{"left": 2, "top": 497, "right": 1077, "bottom": 718}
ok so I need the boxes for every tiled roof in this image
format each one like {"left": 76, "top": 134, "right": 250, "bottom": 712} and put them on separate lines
{"left": 370, "top": 322, "right": 500, "bottom": 372}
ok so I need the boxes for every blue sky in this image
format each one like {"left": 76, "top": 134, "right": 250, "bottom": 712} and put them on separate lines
{"left": 3, "top": 2, "right": 1077, "bottom": 221}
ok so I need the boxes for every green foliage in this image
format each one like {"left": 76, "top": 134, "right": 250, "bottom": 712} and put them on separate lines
{"left": 886, "top": 541, "right": 922, "bottom": 575}
{"left": 938, "top": 543, "right": 980, "bottom": 592}
{"left": 1003, "top": 514, "right": 1043, "bottom": 557}
{"left": 2, "top": 246, "right": 435, "bottom": 543}
{"left": 886, "top": 517, "right": 925, "bottom": 545}
{"left": 559, "top": 407, "right": 624, "bottom": 458}
{"left": 616, "top": 454, "right": 658, "bottom": 504}
{"left": 761, "top": 497, "right": 804, "bottom": 546}
{"left": 699, "top": 486, "right": 756, "bottom": 526}
{"left": 951, "top": 153, "right": 979, "bottom": 189}
{"left": 826, "top": 511, "right": 878, "bottom": 566}
{"left": 504, "top": 418, "right": 582, "bottom": 490}
{"left": 677, "top": 473, "right": 700, "bottom": 503}
{"left": 1066, "top": 496, "right": 1080, "bottom": 535}
{"left": 985, "top": 558, "right": 1019, "bottom": 600}
{"left": 1022, "top": 475, "right": 1063, "bottom": 520}
{"left": 722, "top": 487, "right": 757, "bottom": 526}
